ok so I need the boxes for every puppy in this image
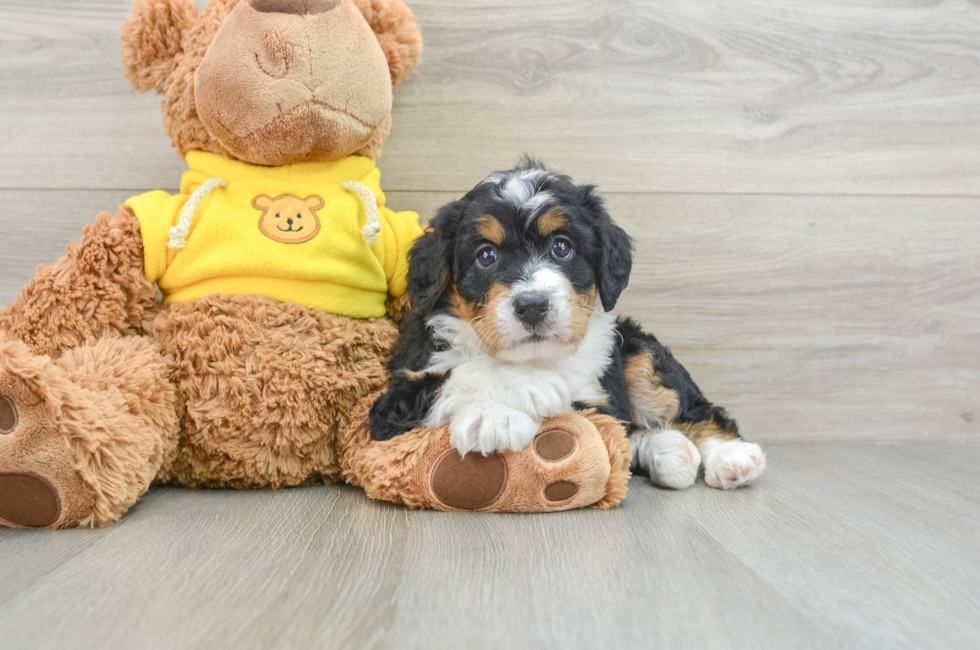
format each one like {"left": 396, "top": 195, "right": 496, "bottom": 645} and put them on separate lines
{"left": 370, "top": 159, "right": 766, "bottom": 489}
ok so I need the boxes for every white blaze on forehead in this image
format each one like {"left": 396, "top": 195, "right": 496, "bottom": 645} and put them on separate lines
{"left": 518, "top": 168, "right": 552, "bottom": 183}
{"left": 522, "top": 191, "right": 555, "bottom": 223}
{"left": 479, "top": 168, "right": 557, "bottom": 217}
{"left": 501, "top": 177, "right": 535, "bottom": 209}
{"left": 477, "top": 172, "right": 506, "bottom": 188}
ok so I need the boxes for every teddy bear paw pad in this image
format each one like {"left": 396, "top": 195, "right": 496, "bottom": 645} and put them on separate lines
{"left": 0, "top": 472, "right": 62, "bottom": 528}
{"left": 0, "top": 395, "right": 17, "bottom": 434}
{"left": 430, "top": 450, "right": 508, "bottom": 510}
{"left": 533, "top": 430, "right": 582, "bottom": 501}
{"left": 543, "top": 480, "right": 579, "bottom": 501}
{"left": 533, "top": 428, "right": 577, "bottom": 462}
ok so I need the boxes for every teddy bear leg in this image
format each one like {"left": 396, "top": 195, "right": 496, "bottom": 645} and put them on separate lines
{"left": 0, "top": 336, "right": 179, "bottom": 529}
{"left": 340, "top": 396, "right": 632, "bottom": 512}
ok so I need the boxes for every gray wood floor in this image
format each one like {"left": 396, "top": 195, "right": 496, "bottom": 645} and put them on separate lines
{"left": 1, "top": 0, "right": 979, "bottom": 648}
{"left": 0, "top": 444, "right": 978, "bottom": 650}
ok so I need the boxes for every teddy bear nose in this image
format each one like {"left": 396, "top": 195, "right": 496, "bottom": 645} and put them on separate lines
{"left": 249, "top": 0, "right": 340, "bottom": 15}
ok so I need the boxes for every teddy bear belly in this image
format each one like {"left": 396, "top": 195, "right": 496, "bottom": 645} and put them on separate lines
{"left": 150, "top": 293, "right": 398, "bottom": 489}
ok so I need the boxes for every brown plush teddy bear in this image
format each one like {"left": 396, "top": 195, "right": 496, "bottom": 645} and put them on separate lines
{"left": 0, "top": 0, "right": 630, "bottom": 529}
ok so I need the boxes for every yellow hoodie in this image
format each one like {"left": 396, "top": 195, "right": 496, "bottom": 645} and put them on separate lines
{"left": 125, "top": 151, "right": 422, "bottom": 319}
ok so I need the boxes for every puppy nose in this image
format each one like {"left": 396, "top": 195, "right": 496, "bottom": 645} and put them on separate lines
{"left": 514, "top": 294, "right": 551, "bottom": 328}
{"left": 249, "top": 0, "right": 340, "bottom": 15}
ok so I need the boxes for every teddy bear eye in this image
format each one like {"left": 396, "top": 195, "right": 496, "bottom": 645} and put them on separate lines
{"left": 275, "top": 213, "right": 280, "bottom": 218}
{"left": 297, "top": 214, "right": 302, "bottom": 219}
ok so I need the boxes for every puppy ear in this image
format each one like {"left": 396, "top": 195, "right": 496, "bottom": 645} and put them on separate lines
{"left": 350, "top": 0, "right": 423, "bottom": 85}
{"left": 580, "top": 186, "right": 633, "bottom": 311}
{"left": 406, "top": 198, "right": 464, "bottom": 316}
{"left": 406, "top": 231, "right": 449, "bottom": 316}
{"left": 598, "top": 220, "right": 634, "bottom": 311}
{"left": 120, "top": 0, "right": 199, "bottom": 93}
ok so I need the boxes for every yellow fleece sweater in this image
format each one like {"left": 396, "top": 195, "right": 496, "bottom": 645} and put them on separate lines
{"left": 125, "top": 151, "right": 422, "bottom": 319}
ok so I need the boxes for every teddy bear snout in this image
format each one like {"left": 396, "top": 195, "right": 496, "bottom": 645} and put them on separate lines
{"left": 249, "top": 0, "right": 341, "bottom": 15}
{"left": 193, "top": 0, "right": 394, "bottom": 165}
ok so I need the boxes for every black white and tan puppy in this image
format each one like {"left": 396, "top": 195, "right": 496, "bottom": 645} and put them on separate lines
{"left": 370, "top": 159, "right": 766, "bottom": 489}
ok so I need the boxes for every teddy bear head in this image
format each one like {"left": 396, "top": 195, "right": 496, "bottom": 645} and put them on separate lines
{"left": 121, "top": 0, "right": 422, "bottom": 165}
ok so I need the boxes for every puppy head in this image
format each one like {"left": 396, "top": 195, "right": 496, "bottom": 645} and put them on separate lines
{"left": 408, "top": 158, "right": 633, "bottom": 359}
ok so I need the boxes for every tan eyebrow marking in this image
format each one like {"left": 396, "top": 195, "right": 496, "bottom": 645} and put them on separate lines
{"left": 477, "top": 215, "right": 506, "bottom": 245}
{"left": 537, "top": 207, "right": 566, "bottom": 236}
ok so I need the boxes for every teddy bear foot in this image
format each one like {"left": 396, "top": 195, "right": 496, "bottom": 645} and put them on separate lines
{"left": 0, "top": 360, "right": 94, "bottom": 529}
{"left": 0, "top": 392, "right": 62, "bottom": 527}
{"left": 428, "top": 418, "right": 615, "bottom": 512}
{"left": 0, "top": 336, "right": 180, "bottom": 529}
{"left": 340, "top": 397, "right": 633, "bottom": 512}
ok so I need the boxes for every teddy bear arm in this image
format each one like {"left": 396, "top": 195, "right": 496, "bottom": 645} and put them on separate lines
{"left": 0, "top": 206, "right": 158, "bottom": 357}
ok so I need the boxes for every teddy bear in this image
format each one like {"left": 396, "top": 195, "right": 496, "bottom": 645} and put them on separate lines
{"left": 0, "top": 0, "right": 631, "bottom": 529}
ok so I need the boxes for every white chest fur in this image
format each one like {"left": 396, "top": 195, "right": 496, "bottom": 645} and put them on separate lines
{"left": 421, "top": 309, "right": 618, "bottom": 455}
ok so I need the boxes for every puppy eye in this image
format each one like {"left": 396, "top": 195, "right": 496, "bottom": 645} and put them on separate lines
{"left": 551, "top": 237, "right": 573, "bottom": 260}
{"left": 476, "top": 245, "right": 498, "bottom": 268}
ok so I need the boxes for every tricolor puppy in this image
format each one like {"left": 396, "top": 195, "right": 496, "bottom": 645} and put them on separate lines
{"left": 370, "top": 160, "right": 766, "bottom": 489}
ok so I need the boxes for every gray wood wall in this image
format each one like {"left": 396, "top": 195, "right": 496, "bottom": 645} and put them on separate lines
{"left": 1, "top": 0, "right": 977, "bottom": 443}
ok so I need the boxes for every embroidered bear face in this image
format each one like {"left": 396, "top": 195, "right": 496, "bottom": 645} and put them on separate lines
{"left": 253, "top": 194, "right": 324, "bottom": 244}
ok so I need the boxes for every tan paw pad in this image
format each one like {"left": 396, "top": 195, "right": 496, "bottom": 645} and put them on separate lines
{"left": 0, "top": 472, "right": 62, "bottom": 528}
{"left": 533, "top": 428, "right": 577, "bottom": 462}
{"left": 0, "top": 395, "right": 17, "bottom": 434}
{"left": 544, "top": 480, "right": 580, "bottom": 501}
{"left": 430, "top": 450, "right": 508, "bottom": 510}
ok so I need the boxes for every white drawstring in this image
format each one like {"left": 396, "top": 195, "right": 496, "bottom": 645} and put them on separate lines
{"left": 341, "top": 180, "right": 381, "bottom": 245}
{"left": 168, "top": 178, "right": 379, "bottom": 249}
{"left": 168, "top": 178, "right": 228, "bottom": 249}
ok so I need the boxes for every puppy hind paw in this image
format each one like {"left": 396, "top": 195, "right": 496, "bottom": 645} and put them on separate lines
{"left": 633, "top": 429, "right": 700, "bottom": 490}
{"left": 702, "top": 439, "right": 767, "bottom": 489}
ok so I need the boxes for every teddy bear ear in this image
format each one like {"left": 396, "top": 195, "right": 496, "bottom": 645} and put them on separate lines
{"left": 304, "top": 195, "right": 325, "bottom": 210}
{"left": 120, "top": 0, "right": 200, "bottom": 93}
{"left": 252, "top": 195, "right": 274, "bottom": 210}
{"left": 350, "top": 0, "right": 423, "bottom": 85}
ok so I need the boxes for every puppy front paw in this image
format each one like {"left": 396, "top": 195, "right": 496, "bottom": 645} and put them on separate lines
{"left": 502, "top": 379, "right": 571, "bottom": 420}
{"left": 450, "top": 405, "right": 540, "bottom": 456}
